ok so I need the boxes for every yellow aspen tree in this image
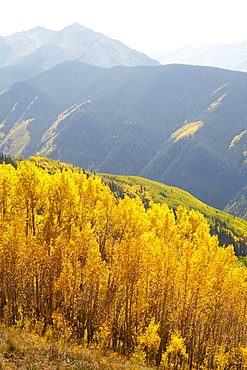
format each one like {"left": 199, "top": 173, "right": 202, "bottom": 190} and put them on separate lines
{"left": 145, "top": 203, "right": 180, "bottom": 364}
{"left": 0, "top": 221, "right": 26, "bottom": 325}
{"left": 54, "top": 235, "right": 108, "bottom": 343}
{"left": 0, "top": 163, "right": 17, "bottom": 223}
{"left": 135, "top": 318, "right": 160, "bottom": 365}
{"left": 105, "top": 196, "right": 149, "bottom": 354}
{"left": 0, "top": 164, "right": 19, "bottom": 322}
{"left": 161, "top": 331, "right": 188, "bottom": 370}
{"left": 15, "top": 161, "right": 49, "bottom": 236}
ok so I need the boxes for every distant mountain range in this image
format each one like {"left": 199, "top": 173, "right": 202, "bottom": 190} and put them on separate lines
{"left": 2, "top": 61, "right": 247, "bottom": 215}
{"left": 153, "top": 42, "right": 247, "bottom": 72}
{"left": 0, "top": 23, "right": 159, "bottom": 90}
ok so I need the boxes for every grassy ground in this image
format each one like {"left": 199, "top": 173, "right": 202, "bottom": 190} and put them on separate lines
{"left": 0, "top": 326, "right": 152, "bottom": 370}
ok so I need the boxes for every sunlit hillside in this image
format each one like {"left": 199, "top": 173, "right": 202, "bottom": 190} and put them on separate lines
{"left": 20, "top": 155, "right": 247, "bottom": 255}
{"left": 1, "top": 158, "right": 247, "bottom": 369}
{"left": 28, "top": 155, "right": 247, "bottom": 255}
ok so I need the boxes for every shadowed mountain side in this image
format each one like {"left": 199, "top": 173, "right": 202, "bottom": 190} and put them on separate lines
{"left": 1, "top": 62, "right": 247, "bottom": 210}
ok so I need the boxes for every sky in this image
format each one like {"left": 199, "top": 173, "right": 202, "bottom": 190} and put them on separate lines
{"left": 1, "top": 0, "right": 247, "bottom": 56}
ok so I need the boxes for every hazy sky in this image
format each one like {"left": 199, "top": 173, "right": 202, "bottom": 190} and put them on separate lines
{"left": 1, "top": 0, "right": 247, "bottom": 56}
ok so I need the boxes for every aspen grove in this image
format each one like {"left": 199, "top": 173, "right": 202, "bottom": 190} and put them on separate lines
{"left": 1, "top": 161, "right": 247, "bottom": 369}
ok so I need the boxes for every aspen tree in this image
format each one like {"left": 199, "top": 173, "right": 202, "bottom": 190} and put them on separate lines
{"left": 15, "top": 161, "right": 48, "bottom": 236}
{"left": 135, "top": 318, "right": 160, "bottom": 365}
{"left": 105, "top": 196, "right": 149, "bottom": 353}
{"left": 0, "top": 163, "right": 17, "bottom": 223}
{"left": 146, "top": 203, "right": 180, "bottom": 363}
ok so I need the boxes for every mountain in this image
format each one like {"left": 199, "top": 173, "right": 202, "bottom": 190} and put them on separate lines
{"left": 153, "top": 41, "right": 247, "bottom": 72}
{"left": 0, "top": 26, "right": 56, "bottom": 68}
{"left": 2, "top": 61, "right": 247, "bottom": 212}
{"left": 19, "top": 23, "right": 160, "bottom": 69}
{"left": 0, "top": 24, "right": 159, "bottom": 91}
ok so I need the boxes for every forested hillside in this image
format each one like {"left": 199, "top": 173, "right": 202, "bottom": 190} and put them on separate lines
{"left": 1, "top": 161, "right": 247, "bottom": 369}
{"left": 2, "top": 62, "right": 247, "bottom": 211}
{"left": 28, "top": 155, "right": 247, "bottom": 255}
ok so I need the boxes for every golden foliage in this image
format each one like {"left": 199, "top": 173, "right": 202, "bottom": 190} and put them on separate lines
{"left": 211, "top": 83, "right": 228, "bottom": 96}
{"left": 0, "top": 162, "right": 247, "bottom": 369}
{"left": 0, "top": 118, "right": 35, "bottom": 155}
{"left": 229, "top": 129, "right": 247, "bottom": 148}
{"left": 206, "top": 94, "right": 227, "bottom": 111}
{"left": 170, "top": 121, "right": 203, "bottom": 142}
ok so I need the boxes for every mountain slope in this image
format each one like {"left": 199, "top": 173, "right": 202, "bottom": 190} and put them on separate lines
{"left": 1, "top": 62, "right": 247, "bottom": 210}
